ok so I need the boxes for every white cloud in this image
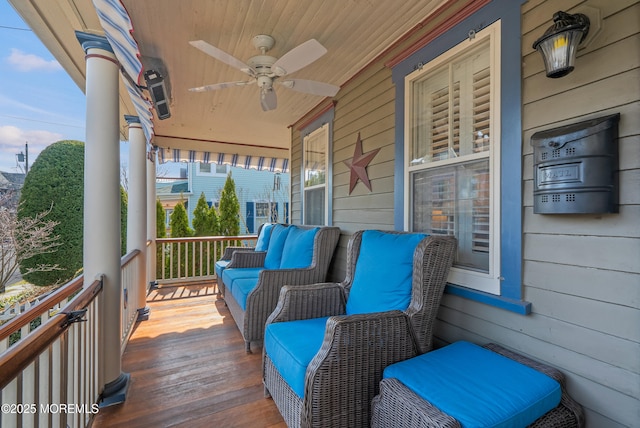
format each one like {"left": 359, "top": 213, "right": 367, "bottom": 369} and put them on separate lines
{"left": 0, "top": 125, "right": 64, "bottom": 171}
{"left": 6, "top": 48, "right": 63, "bottom": 72}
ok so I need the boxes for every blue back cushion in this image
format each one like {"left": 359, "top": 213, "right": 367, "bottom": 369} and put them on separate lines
{"left": 255, "top": 223, "right": 274, "bottom": 252}
{"left": 383, "top": 341, "right": 562, "bottom": 428}
{"left": 346, "top": 231, "right": 426, "bottom": 315}
{"left": 264, "top": 224, "right": 291, "bottom": 269}
{"left": 280, "top": 226, "right": 319, "bottom": 269}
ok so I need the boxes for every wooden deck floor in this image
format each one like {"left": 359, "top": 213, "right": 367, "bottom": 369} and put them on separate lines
{"left": 91, "top": 283, "right": 286, "bottom": 428}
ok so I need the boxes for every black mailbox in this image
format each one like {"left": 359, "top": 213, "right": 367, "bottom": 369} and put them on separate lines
{"left": 531, "top": 113, "right": 620, "bottom": 214}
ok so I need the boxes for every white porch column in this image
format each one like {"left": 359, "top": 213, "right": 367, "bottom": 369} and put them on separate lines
{"left": 147, "top": 148, "right": 157, "bottom": 285}
{"left": 76, "top": 31, "right": 129, "bottom": 406}
{"left": 125, "top": 115, "right": 149, "bottom": 320}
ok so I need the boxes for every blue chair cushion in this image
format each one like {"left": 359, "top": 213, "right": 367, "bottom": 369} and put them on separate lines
{"left": 264, "top": 224, "right": 291, "bottom": 269}
{"left": 383, "top": 341, "right": 562, "bottom": 428}
{"left": 346, "top": 231, "right": 426, "bottom": 315}
{"left": 255, "top": 223, "right": 274, "bottom": 252}
{"left": 214, "top": 259, "right": 230, "bottom": 279}
{"left": 231, "top": 277, "right": 259, "bottom": 310}
{"left": 280, "top": 226, "right": 319, "bottom": 269}
{"left": 264, "top": 317, "right": 329, "bottom": 398}
{"left": 221, "top": 267, "right": 262, "bottom": 294}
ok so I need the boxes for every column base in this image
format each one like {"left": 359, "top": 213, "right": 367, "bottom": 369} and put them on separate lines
{"left": 99, "top": 372, "right": 131, "bottom": 408}
{"left": 137, "top": 306, "right": 150, "bottom": 321}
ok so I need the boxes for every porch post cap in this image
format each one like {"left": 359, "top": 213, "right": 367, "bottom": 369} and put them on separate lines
{"left": 125, "top": 115, "right": 141, "bottom": 124}
{"left": 75, "top": 31, "right": 113, "bottom": 54}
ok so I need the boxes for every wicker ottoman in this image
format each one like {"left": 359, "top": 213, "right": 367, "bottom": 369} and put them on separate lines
{"left": 371, "top": 342, "right": 584, "bottom": 428}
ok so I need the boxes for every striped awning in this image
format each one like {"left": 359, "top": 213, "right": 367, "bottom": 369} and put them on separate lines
{"left": 92, "top": 0, "right": 155, "bottom": 145}
{"left": 157, "top": 148, "right": 290, "bottom": 173}
{"left": 91, "top": 0, "right": 289, "bottom": 173}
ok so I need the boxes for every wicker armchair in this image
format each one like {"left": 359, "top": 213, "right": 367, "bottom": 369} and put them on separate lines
{"left": 371, "top": 343, "right": 585, "bottom": 428}
{"left": 262, "top": 231, "right": 457, "bottom": 428}
{"left": 222, "top": 225, "right": 340, "bottom": 352}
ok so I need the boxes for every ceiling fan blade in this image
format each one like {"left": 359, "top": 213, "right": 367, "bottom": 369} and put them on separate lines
{"left": 189, "top": 80, "right": 253, "bottom": 92}
{"left": 189, "top": 40, "right": 255, "bottom": 76}
{"left": 260, "top": 88, "right": 277, "bottom": 111}
{"left": 280, "top": 79, "right": 339, "bottom": 97}
{"left": 271, "top": 39, "right": 327, "bottom": 76}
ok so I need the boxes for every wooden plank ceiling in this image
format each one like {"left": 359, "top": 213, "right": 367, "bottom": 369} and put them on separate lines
{"left": 9, "top": 0, "right": 448, "bottom": 157}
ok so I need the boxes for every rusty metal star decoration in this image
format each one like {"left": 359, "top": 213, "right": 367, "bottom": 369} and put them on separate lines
{"left": 343, "top": 132, "right": 380, "bottom": 194}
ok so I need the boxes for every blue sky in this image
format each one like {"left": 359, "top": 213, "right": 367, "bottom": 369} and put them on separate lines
{"left": 0, "top": 0, "right": 87, "bottom": 173}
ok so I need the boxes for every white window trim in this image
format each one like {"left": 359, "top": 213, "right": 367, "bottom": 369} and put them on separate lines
{"left": 403, "top": 20, "right": 502, "bottom": 294}
{"left": 196, "top": 162, "right": 229, "bottom": 177}
{"left": 302, "top": 123, "right": 330, "bottom": 225}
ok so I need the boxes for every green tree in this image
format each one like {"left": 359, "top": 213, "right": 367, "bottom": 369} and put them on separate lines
{"left": 120, "top": 185, "right": 127, "bottom": 256}
{"left": 156, "top": 199, "right": 166, "bottom": 238}
{"left": 192, "top": 193, "right": 218, "bottom": 236}
{"left": 17, "top": 140, "right": 129, "bottom": 286}
{"left": 18, "top": 140, "right": 84, "bottom": 286}
{"left": 170, "top": 202, "right": 192, "bottom": 237}
{"left": 218, "top": 172, "right": 240, "bottom": 237}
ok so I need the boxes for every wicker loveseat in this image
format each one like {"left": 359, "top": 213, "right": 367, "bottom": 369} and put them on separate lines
{"left": 371, "top": 341, "right": 585, "bottom": 428}
{"left": 220, "top": 224, "right": 340, "bottom": 352}
{"left": 262, "top": 230, "right": 457, "bottom": 428}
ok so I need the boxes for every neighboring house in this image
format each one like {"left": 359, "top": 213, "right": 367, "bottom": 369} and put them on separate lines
{"left": 0, "top": 171, "right": 25, "bottom": 210}
{"left": 156, "top": 163, "right": 290, "bottom": 234}
{"left": 289, "top": 1, "right": 639, "bottom": 427}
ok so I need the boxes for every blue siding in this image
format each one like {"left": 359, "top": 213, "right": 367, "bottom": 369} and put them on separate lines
{"left": 185, "top": 165, "right": 290, "bottom": 234}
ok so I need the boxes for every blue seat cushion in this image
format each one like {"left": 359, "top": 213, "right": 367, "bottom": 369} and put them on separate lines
{"left": 215, "top": 259, "right": 230, "bottom": 279}
{"left": 255, "top": 223, "right": 274, "bottom": 252}
{"left": 221, "top": 267, "right": 262, "bottom": 293}
{"left": 264, "top": 224, "right": 291, "bottom": 269}
{"left": 265, "top": 317, "right": 329, "bottom": 398}
{"left": 383, "top": 341, "right": 562, "bottom": 428}
{"left": 230, "top": 278, "right": 259, "bottom": 310}
{"left": 280, "top": 226, "right": 319, "bottom": 269}
{"left": 346, "top": 231, "right": 426, "bottom": 315}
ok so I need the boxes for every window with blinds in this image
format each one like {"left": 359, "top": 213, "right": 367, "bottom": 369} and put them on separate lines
{"left": 405, "top": 21, "right": 500, "bottom": 293}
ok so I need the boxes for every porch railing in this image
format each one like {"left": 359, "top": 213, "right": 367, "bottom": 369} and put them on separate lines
{"left": 120, "top": 249, "right": 143, "bottom": 353}
{"left": 0, "top": 276, "right": 102, "bottom": 428}
{"left": 156, "top": 235, "right": 258, "bottom": 285}
{"left": 0, "top": 235, "right": 249, "bottom": 427}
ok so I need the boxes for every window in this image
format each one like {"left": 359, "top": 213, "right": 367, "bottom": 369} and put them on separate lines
{"left": 197, "top": 163, "right": 228, "bottom": 176}
{"left": 404, "top": 21, "right": 500, "bottom": 294}
{"left": 303, "top": 123, "right": 329, "bottom": 225}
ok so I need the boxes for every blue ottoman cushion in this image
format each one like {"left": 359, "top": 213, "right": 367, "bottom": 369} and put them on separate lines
{"left": 383, "top": 341, "right": 562, "bottom": 428}
{"left": 265, "top": 317, "right": 329, "bottom": 398}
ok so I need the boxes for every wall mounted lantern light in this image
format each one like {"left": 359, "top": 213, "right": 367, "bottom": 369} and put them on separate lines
{"left": 533, "top": 11, "right": 590, "bottom": 78}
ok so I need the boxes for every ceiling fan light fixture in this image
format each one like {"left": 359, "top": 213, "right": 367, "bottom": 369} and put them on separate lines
{"left": 257, "top": 75, "right": 273, "bottom": 89}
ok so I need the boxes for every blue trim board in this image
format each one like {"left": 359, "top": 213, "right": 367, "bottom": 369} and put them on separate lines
{"left": 392, "top": 0, "right": 529, "bottom": 313}
{"left": 446, "top": 284, "right": 531, "bottom": 315}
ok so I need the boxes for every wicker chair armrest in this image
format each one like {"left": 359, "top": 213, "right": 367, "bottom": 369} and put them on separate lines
{"left": 244, "top": 264, "right": 340, "bottom": 344}
{"left": 221, "top": 246, "right": 255, "bottom": 260}
{"left": 227, "top": 250, "right": 266, "bottom": 268}
{"left": 301, "top": 311, "right": 419, "bottom": 427}
{"left": 266, "top": 283, "right": 346, "bottom": 324}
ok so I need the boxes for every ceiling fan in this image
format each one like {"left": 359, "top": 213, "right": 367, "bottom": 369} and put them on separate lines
{"left": 189, "top": 34, "right": 340, "bottom": 111}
